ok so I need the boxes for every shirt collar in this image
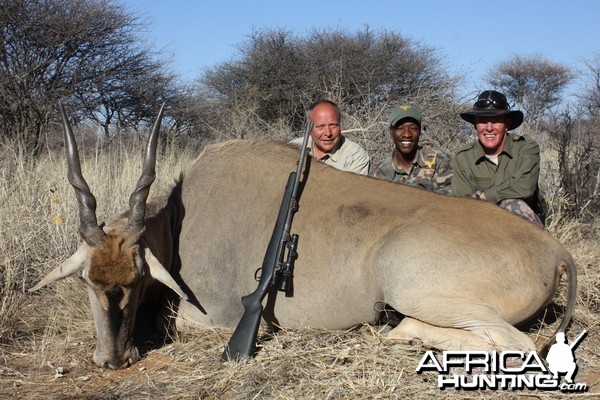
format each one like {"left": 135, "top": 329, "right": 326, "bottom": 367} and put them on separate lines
{"left": 391, "top": 146, "right": 424, "bottom": 172}
{"left": 474, "top": 134, "right": 515, "bottom": 164}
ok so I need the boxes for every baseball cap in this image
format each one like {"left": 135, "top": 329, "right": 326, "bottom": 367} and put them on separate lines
{"left": 388, "top": 105, "right": 421, "bottom": 127}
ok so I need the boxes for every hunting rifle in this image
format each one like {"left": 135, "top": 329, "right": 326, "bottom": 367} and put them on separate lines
{"left": 221, "top": 119, "right": 313, "bottom": 361}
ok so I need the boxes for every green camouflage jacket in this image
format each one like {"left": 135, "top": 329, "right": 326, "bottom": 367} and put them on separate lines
{"left": 370, "top": 145, "right": 453, "bottom": 195}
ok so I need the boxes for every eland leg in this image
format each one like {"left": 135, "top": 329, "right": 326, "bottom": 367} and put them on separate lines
{"left": 386, "top": 314, "right": 535, "bottom": 352}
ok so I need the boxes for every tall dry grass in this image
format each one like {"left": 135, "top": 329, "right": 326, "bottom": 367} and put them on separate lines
{"left": 0, "top": 136, "right": 598, "bottom": 399}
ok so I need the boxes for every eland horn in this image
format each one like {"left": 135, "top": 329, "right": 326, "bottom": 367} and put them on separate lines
{"left": 59, "top": 102, "right": 105, "bottom": 248}
{"left": 124, "top": 103, "right": 166, "bottom": 244}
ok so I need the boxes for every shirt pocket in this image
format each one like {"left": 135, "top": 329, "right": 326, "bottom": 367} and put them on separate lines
{"left": 472, "top": 176, "right": 493, "bottom": 191}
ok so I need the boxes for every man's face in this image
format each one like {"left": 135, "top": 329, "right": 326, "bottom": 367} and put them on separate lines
{"left": 390, "top": 120, "right": 421, "bottom": 156}
{"left": 475, "top": 115, "right": 510, "bottom": 155}
{"left": 310, "top": 103, "right": 341, "bottom": 156}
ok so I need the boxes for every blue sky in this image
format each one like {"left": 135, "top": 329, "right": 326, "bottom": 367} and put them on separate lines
{"left": 122, "top": 0, "right": 599, "bottom": 98}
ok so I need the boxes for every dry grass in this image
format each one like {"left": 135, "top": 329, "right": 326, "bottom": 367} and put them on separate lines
{"left": 1, "top": 138, "right": 599, "bottom": 399}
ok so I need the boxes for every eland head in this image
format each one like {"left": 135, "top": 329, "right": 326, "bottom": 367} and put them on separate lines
{"left": 30, "top": 103, "right": 187, "bottom": 369}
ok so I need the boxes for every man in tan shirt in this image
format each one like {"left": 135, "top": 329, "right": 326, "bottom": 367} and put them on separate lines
{"left": 291, "top": 100, "right": 370, "bottom": 175}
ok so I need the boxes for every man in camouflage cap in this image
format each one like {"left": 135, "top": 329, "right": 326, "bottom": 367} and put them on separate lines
{"left": 370, "top": 105, "right": 453, "bottom": 194}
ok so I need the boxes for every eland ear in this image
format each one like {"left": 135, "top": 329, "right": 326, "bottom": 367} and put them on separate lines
{"left": 144, "top": 248, "right": 188, "bottom": 301}
{"left": 29, "top": 245, "right": 88, "bottom": 292}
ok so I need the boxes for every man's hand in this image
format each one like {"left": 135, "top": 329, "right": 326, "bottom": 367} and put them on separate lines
{"left": 471, "top": 191, "right": 487, "bottom": 200}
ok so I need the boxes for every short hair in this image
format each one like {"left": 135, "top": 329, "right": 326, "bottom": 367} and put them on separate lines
{"left": 307, "top": 99, "right": 341, "bottom": 122}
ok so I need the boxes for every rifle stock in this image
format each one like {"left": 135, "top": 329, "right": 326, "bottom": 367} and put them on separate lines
{"left": 221, "top": 172, "right": 296, "bottom": 361}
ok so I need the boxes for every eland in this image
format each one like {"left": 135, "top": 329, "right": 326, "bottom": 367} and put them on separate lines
{"left": 31, "top": 105, "right": 576, "bottom": 369}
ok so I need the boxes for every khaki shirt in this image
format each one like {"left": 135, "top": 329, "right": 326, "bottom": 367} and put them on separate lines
{"left": 451, "top": 133, "right": 545, "bottom": 217}
{"left": 291, "top": 135, "right": 370, "bottom": 175}
{"left": 370, "top": 145, "right": 453, "bottom": 195}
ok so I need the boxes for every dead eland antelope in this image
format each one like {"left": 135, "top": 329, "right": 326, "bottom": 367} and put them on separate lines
{"left": 31, "top": 105, "right": 577, "bottom": 369}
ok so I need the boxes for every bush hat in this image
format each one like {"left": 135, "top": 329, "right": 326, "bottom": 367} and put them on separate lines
{"left": 460, "top": 90, "right": 523, "bottom": 130}
{"left": 388, "top": 105, "right": 421, "bottom": 127}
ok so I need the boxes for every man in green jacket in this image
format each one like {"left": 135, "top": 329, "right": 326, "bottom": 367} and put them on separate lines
{"left": 452, "top": 90, "right": 546, "bottom": 226}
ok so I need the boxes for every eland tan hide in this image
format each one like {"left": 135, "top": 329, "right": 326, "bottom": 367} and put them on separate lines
{"left": 176, "top": 139, "right": 576, "bottom": 353}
